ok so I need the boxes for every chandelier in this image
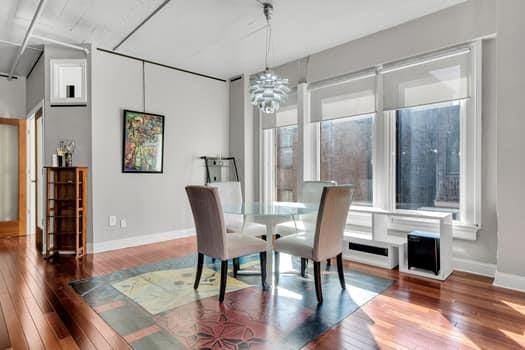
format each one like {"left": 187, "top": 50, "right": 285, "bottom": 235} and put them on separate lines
{"left": 250, "top": 2, "right": 289, "bottom": 114}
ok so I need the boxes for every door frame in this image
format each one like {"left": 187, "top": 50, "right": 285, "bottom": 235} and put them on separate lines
{"left": 0, "top": 117, "right": 27, "bottom": 237}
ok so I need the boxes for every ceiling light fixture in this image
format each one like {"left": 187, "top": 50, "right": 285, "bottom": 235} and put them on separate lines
{"left": 250, "top": 2, "right": 289, "bottom": 114}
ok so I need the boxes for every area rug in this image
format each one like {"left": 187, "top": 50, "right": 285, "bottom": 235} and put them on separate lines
{"left": 70, "top": 254, "right": 392, "bottom": 350}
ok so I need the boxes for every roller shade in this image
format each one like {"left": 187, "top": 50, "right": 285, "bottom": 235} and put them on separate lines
{"left": 310, "top": 73, "right": 376, "bottom": 122}
{"left": 383, "top": 48, "right": 471, "bottom": 110}
{"left": 261, "top": 91, "right": 297, "bottom": 129}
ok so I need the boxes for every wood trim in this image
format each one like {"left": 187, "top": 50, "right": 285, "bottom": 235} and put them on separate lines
{"left": 0, "top": 118, "right": 26, "bottom": 237}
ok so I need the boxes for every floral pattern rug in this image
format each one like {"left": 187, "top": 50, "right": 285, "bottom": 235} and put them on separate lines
{"left": 70, "top": 254, "right": 392, "bottom": 349}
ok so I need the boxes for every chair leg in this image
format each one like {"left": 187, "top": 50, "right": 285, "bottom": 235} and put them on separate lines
{"left": 194, "top": 253, "right": 204, "bottom": 290}
{"left": 274, "top": 250, "right": 280, "bottom": 284}
{"left": 301, "top": 258, "right": 307, "bottom": 278}
{"left": 233, "top": 258, "right": 240, "bottom": 278}
{"left": 314, "top": 261, "right": 323, "bottom": 303}
{"left": 259, "top": 252, "right": 268, "bottom": 290}
{"left": 336, "top": 253, "right": 346, "bottom": 289}
{"left": 326, "top": 258, "right": 331, "bottom": 266}
{"left": 219, "top": 260, "right": 228, "bottom": 302}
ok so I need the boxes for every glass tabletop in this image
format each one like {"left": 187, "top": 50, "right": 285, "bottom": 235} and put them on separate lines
{"left": 222, "top": 201, "right": 318, "bottom": 217}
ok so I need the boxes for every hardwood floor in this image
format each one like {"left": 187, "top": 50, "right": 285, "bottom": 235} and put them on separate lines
{"left": 0, "top": 235, "right": 524, "bottom": 349}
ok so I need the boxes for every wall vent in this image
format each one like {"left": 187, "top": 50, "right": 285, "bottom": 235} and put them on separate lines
{"left": 349, "top": 242, "right": 389, "bottom": 257}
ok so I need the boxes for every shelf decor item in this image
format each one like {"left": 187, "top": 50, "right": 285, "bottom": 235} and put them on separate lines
{"left": 122, "top": 110, "right": 165, "bottom": 173}
{"left": 57, "top": 139, "right": 76, "bottom": 167}
{"left": 45, "top": 166, "right": 88, "bottom": 258}
{"left": 50, "top": 59, "right": 88, "bottom": 106}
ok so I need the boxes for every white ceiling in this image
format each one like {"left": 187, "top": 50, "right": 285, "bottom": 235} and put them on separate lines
{"left": 1, "top": 0, "right": 466, "bottom": 78}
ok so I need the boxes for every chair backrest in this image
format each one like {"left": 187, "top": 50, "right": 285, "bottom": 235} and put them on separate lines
{"left": 207, "top": 181, "right": 243, "bottom": 230}
{"left": 302, "top": 180, "right": 337, "bottom": 203}
{"left": 313, "top": 185, "right": 354, "bottom": 261}
{"left": 185, "top": 186, "right": 227, "bottom": 259}
{"left": 207, "top": 181, "right": 243, "bottom": 206}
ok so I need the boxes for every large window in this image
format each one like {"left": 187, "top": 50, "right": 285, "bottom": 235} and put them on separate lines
{"left": 395, "top": 101, "right": 461, "bottom": 219}
{"left": 320, "top": 115, "right": 374, "bottom": 204}
{"left": 274, "top": 125, "right": 298, "bottom": 201}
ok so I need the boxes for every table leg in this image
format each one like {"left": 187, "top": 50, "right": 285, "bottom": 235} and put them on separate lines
{"left": 265, "top": 222, "right": 274, "bottom": 287}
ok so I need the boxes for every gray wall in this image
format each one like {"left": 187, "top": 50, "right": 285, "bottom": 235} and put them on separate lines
{"left": 91, "top": 49, "right": 229, "bottom": 245}
{"left": 0, "top": 76, "right": 26, "bottom": 117}
{"left": 26, "top": 54, "right": 44, "bottom": 113}
{"left": 495, "top": 0, "right": 525, "bottom": 277}
{"left": 237, "top": 0, "right": 499, "bottom": 265}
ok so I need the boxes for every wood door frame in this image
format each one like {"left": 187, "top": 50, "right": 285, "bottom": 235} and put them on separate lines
{"left": 0, "top": 117, "right": 27, "bottom": 237}
{"left": 34, "top": 109, "right": 43, "bottom": 250}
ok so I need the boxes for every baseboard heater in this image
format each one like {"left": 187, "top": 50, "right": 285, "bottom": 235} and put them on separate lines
{"left": 348, "top": 242, "right": 389, "bottom": 256}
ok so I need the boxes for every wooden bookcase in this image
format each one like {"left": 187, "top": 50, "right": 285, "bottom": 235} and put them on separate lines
{"left": 45, "top": 167, "right": 87, "bottom": 258}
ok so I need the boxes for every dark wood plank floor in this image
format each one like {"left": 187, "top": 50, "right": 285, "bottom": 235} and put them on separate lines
{"left": 0, "top": 235, "right": 524, "bottom": 349}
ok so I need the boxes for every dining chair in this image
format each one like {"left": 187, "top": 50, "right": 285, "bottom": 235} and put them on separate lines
{"left": 207, "top": 181, "right": 267, "bottom": 276}
{"left": 185, "top": 186, "right": 268, "bottom": 302}
{"left": 276, "top": 180, "right": 337, "bottom": 274}
{"left": 273, "top": 185, "right": 354, "bottom": 303}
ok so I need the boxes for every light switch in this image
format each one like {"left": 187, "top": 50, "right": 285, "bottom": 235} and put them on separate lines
{"left": 109, "top": 216, "right": 117, "bottom": 227}
{"left": 120, "top": 219, "right": 127, "bottom": 228}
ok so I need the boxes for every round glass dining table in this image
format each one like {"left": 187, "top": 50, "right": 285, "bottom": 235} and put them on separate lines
{"left": 222, "top": 201, "right": 318, "bottom": 286}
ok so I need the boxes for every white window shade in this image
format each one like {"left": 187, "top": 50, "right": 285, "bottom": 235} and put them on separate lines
{"left": 310, "top": 74, "right": 376, "bottom": 122}
{"left": 383, "top": 49, "right": 471, "bottom": 110}
{"left": 262, "top": 91, "right": 297, "bottom": 129}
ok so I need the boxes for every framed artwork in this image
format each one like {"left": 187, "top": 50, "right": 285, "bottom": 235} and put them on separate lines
{"left": 50, "top": 59, "right": 88, "bottom": 106}
{"left": 122, "top": 110, "right": 165, "bottom": 173}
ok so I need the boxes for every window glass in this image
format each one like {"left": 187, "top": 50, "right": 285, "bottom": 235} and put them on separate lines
{"left": 275, "top": 125, "right": 298, "bottom": 202}
{"left": 320, "top": 115, "right": 374, "bottom": 204}
{"left": 395, "top": 101, "right": 460, "bottom": 220}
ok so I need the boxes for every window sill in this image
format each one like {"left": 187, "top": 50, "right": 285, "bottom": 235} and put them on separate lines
{"left": 347, "top": 211, "right": 479, "bottom": 241}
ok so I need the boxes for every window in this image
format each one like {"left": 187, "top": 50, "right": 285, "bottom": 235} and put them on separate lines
{"left": 274, "top": 125, "right": 298, "bottom": 201}
{"left": 320, "top": 115, "right": 374, "bottom": 204}
{"left": 395, "top": 101, "right": 461, "bottom": 220}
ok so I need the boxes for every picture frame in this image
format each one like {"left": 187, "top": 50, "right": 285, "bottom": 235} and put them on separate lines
{"left": 50, "top": 59, "right": 88, "bottom": 106}
{"left": 122, "top": 110, "right": 165, "bottom": 173}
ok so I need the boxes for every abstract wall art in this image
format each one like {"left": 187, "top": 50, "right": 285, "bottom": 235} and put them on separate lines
{"left": 122, "top": 110, "right": 165, "bottom": 173}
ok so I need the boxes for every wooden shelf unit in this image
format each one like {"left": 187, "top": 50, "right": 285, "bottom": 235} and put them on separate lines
{"left": 45, "top": 167, "right": 88, "bottom": 258}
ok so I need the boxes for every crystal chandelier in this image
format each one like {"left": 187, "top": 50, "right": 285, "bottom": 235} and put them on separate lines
{"left": 250, "top": 2, "right": 289, "bottom": 114}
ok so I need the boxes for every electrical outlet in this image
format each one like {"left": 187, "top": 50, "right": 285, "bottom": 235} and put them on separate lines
{"left": 109, "top": 216, "right": 117, "bottom": 227}
{"left": 120, "top": 219, "right": 127, "bottom": 228}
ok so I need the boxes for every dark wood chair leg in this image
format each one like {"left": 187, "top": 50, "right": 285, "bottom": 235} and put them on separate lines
{"left": 233, "top": 258, "right": 240, "bottom": 278}
{"left": 326, "top": 258, "right": 331, "bottom": 266}
{"left": 259, "top": 252, "right": 268, "bottom": 289}
{"left": 274, "top": 250, "right": 280, "bottom": 284}
{"left": 314, "top": 261, "right": 323, "bottom": 303}
{"left": 194, "top": 253, "right": 204, "bottom": 290}
{"left": 219, "top": 260, "right": 228, "bottom": 302}
{"left": 336, "top": 253, "right": 346, "bottom": 289}
{"left": 301, "top": 258, "right": 307, "bottom": 277}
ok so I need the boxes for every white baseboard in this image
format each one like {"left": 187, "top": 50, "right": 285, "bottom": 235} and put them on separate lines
{"left": 87, "top": 228, "right": 195, "bottom": 253}
{"left": 493, "top": 271, "right": 525, "bottom": 293}
{"left": 452, "top": 257, "right": 496, "bottom": 277}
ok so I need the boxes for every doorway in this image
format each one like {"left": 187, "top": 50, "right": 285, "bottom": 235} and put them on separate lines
{"left": 0, "top": 117, "right": 26, "bottom": 237}
{"left": 27, "top": 107, "right": 44, "bottom": 252}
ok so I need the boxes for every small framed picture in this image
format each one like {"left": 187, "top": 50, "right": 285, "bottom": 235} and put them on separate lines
{"left": 50, "top": 59, "right": 88, "bottom": 106}
{"left": 122, "top": 110, "right": 165, "bottom": 173}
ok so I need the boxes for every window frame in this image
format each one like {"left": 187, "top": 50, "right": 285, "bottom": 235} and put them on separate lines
{"left": 260, "top": 42, "right": 481, "bottom": 240}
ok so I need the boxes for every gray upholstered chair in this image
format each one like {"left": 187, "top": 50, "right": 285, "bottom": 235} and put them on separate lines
{"left": 276, "top": 180, "right": 337, "bottom": 272}
{"left": 185, "top": 186, "right": 268, "bottom": 302}
{"left": 207, "top": 181, "right": 267, "bottom": 276}
{"left": 273, "top": 185, "right": 354, "bottom": 303}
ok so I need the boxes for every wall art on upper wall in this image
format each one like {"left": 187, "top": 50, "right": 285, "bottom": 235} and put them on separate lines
{"left": 122, "top": 110, "right": 165, "bottom": 173}
{"left": 50, "top": 59, "right": 88, "bottom": 106}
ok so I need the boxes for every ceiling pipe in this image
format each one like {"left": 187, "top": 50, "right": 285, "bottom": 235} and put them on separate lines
{"left": 31, "top": 34, "right": 89, "bottom": 54}
{"left": 8, "top": 0, "right": 47, "bottom": 80}
{"left": 0, "top": 38, "right": 42, "bottom": 51}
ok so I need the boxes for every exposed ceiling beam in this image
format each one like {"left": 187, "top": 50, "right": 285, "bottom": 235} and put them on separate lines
{"left": 32, "top": 34, "right": 89, "bottom": 54}
{"left": 0, "top": 38, "right": 42, "bottom": 51}
{"left": 113, "top": 0, "right": 172, "bottom": 51}
{"left": 8, "top": 0, "right": 47, "bottom": 80}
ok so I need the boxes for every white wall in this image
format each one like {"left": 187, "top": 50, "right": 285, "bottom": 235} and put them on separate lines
{"left": 91, "top": 50, "right": 229, "bottom": 249}
{"left": 0, "top": 76, "right": 26, "bottom": 117}
{"left": 26, "top": 55, "right": 44, "bottom": 113}
{"left": 494, "top": 0, "right": 525, "bottom": 289}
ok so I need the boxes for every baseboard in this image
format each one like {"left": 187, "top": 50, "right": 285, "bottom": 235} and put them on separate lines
{"left": 452, "top": 257, "right": 496, "bottom": 277}
{"left": 87, "top": 228, "right": 195, "bottom": 253}
{"left": 493, "top": 271, "right": 525, "bottom": 293}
